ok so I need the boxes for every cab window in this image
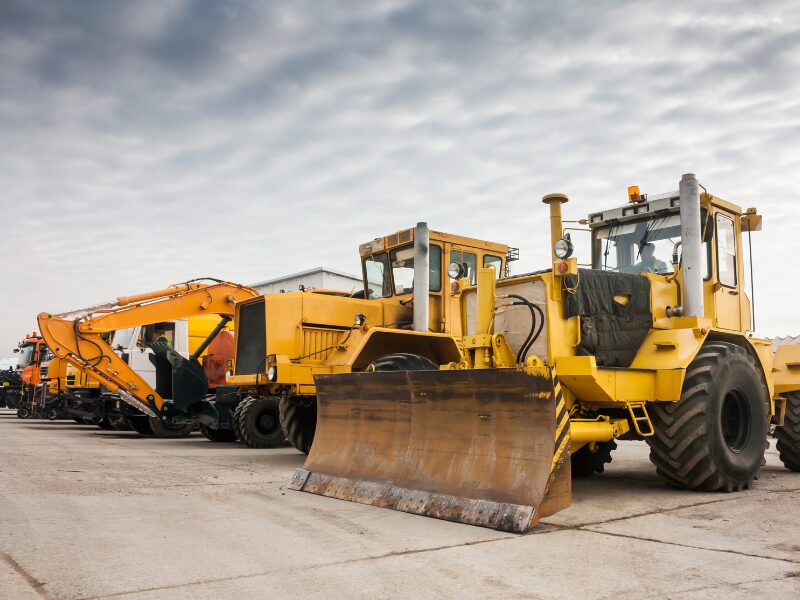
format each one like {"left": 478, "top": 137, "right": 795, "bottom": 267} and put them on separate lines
{"left": 716, "top": 214, "right": 737, "bottom": 287}
{"left": 363, "top": 253, "right": 391, "bottom": 299}
{"left": 389, "top": 244, "right": 442, "bottom": 294}
{"left": 483, "top": 255, "right": 503, "bottom": 278}
{"left": 451, "top": 250, "right": 478, "bottom": 284}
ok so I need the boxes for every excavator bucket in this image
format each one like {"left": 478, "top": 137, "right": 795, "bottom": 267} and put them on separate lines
{"left": 290, "top": 367, "right": 571, "bottom": 533}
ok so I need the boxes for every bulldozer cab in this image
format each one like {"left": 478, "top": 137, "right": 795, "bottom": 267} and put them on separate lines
{"left": 588, "top": 189, "right": 759, "bottom": 333}
{"left": 358, "top": 226, "right": 513, "bottom": 335}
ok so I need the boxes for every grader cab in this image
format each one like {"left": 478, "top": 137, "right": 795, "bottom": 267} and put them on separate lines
{"left": 292, "top": 173, "right": 800, "bottom": 532}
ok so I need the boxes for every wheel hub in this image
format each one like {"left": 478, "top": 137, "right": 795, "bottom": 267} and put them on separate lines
{"left": 257, "top": 412, "right": 276, "bottom": 433}
{"left": 722, "top": 390, "right": 751, "bottom": 452}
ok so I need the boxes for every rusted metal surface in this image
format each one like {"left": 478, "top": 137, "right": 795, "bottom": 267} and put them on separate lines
{"left": 290, "top": 368, "right": 571, "bottom": 532}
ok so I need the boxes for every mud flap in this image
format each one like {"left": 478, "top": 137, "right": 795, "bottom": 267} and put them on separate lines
{"left": 290, "top": 367, "right": 571, "bottom": 533}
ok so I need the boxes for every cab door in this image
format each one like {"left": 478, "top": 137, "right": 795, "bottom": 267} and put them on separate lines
{"left": 713, "top": 212, "right": 742, "bottom": 331}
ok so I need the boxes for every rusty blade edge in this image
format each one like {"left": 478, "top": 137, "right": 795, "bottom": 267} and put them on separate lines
{"left": 289, "top": 469, "right": 537, "bottom": 533}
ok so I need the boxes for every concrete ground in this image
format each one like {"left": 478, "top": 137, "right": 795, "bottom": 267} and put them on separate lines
{"left": 1, "top": 410, "right": 799, "bottom": 600}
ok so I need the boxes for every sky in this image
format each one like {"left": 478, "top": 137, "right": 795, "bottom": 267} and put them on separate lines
{"left": 1, "top": 0, "right": 799, "bottom": 353}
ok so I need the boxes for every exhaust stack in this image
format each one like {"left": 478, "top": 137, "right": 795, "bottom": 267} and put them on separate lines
{"left": 413, "top": 222, "right": 429, "bottom": 332}
{"left": 542, "top": 193, "right": 569, "bottom": 261}
{"left": 678, "top": 173, "right": 704, "bottom": 318}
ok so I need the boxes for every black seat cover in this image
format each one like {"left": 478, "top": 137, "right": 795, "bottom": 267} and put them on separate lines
{"left": 564, "top": 269, "right": 653, "bottom": 367}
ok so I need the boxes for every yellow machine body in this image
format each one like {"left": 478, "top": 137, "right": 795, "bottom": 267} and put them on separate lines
{"left": 293, "top": 177, "right": 800, "bottom": 532}
{"left": 228, "top": 227, "right": 510, "bottom": 396}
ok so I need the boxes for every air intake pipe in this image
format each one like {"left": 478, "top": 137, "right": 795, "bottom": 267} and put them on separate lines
{"left": 542, "top": 193, "right": 569, "bottom": 261}
{"left": 413, "top": 222, "right": 430, "bottom": 332}
{"left": 678, "top": 173, "right": 704, "bottom": 318}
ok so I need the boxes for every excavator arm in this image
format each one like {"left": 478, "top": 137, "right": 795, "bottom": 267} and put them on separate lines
{"left": 37, "top": 280, "right": 259, "bottom": 417}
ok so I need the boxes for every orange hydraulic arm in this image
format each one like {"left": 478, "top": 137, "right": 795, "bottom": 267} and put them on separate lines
{"left": 37, "top": 280, "right": 259, "bottom": 417}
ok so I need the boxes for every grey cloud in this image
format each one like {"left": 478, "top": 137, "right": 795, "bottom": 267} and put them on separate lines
{"left": 1, "top": 0, "right": 800, "bottom": 352}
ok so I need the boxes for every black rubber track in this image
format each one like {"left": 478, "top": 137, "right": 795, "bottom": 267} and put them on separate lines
{"left": 646, "top": 342, "right": 769, "bottom": 492}
{"left": 200, "top": 424, "right": 238, "bottom": 443}
{"left": 279, "top": 397, "right": 317, "bottom": 454}
{"left": 776, "top": 391, "right": 800, "bottom": 472}
{"left": 235, "top": 396, "right": 285, "bottom": 448}
{"left": 571, "top": 440, "right": 617, "bottom": 478}
{"left": 148, "top": 416, "right": 195, "bottom": 438}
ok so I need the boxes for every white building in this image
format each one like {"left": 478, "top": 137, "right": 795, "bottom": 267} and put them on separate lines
{"left": 250, "top": 267, "right": 362, "bottom": 296}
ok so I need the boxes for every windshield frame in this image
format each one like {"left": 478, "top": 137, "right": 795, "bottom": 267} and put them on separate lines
{"left": 361, "top": 243, "right": 443, "bottom": 299}
{"left": 590, "top": 209, "right": 711, "bottom": 277}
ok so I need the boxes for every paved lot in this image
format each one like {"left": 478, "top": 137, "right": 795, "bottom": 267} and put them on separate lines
{"left": 1, "top": 409, "right": 799, "bottom": 600}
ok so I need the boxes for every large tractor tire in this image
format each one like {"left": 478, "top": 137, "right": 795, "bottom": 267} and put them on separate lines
{"left": 234, "top": 396, "right": 285, "bottom": 448}
{"left": 775, "top": 391, "right": 800, "bottom": 472}
{"left": 367, "top": 353, "right": 439, "bottom": 372}
{"left": 129, "top": 415, "right": 155, "bottom": 436}
{"left": 279, "top": 396, "right": 317, "bottom": 454}
{"left": 147, "top": 416, "right": 195, "bottom": 438}
{"left": 200, "top": 424, "right": 238, "bottom": 443}
{"left": 647, "top": 342, "right": 769, "bottom": 492}
{"left": 571, "top": 440, "right": 617, "bottom": 478}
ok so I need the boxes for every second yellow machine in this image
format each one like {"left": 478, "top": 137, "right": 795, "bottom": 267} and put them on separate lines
{"left": 292, "top": 173, "right": 800, "bottom": 532}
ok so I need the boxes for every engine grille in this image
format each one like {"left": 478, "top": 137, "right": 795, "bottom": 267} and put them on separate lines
{"left": 302, "top": 328, "right": 344, "bottom": 363}
{"left": 235, "top": 298, "right": 266, "bottom": 375}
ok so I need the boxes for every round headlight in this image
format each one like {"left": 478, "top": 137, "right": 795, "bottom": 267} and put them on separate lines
{"left": 267, "top": 366, "right": 277, "bottom": 382}
{"left": 447, "top": 262, "right": 465, "bottom": 280}
{"left": 554, "top": 238, "right": 573, "bottom": 259}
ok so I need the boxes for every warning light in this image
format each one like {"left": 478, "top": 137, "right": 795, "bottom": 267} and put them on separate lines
{"left": 628, "top": 185, "right": 642, "bottom": 203}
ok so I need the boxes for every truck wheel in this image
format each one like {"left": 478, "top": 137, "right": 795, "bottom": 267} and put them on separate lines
{"left": 571, "top": 440, "right": 616, "bottom": 477}
{"left": 200, "top": 424, "right": 238, "bottom": 443}
{"left": 776, "top": 391, "right": 800, "bottom": 472}
{"left": 235, "top": 396, "right": 285, "bottom": 448}
{"left": 148, "top": 416, "right": 195, "bottom": 438}
{"left": 367, "top": 353, "right": 438, "bottom": 372}
{"left": 129, "top": 415, "right": 155, "bottom": 436}
{"left": 46, "top": 408, "right": 59, "bottom": 421}
{"left": 16, "top": 406, "right": 31, "bottom": 419}
{"left": 647, "top": 342, "right": 768, "bottom": 492}
{"left": 279, "top": 397, "right": 317, "bottom": 454}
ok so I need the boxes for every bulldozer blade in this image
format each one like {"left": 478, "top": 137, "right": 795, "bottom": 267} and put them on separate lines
{"left": 290, "top": 368, "right": 571, "bottom": 533}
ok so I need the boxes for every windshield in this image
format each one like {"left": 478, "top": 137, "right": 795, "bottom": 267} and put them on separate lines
{"left": 17, "top": 344, "right": 36, "bottom": 368}
{"left": 111, "top": 327, "right": 136, "bottom": 350}
{"left": 593, "top": 211, "right": 710, "bottom": 277}
{"left": 593, "top": 212, "right": 683, "bottom": 275}
{"left": 362, "top": 244, "right": 443, "bottom": 299}
{"left": 363, "top": 253, "right": 392, "bottom": 299}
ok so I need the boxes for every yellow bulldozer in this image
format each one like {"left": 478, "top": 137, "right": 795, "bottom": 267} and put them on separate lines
{"left": 227, "top": 226, "right": 512, "bottom": 452}
{"left": 291, "top": 173, "right": 800, "bottom": 532}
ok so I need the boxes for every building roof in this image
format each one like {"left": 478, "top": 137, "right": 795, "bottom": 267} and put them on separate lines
{"left": 249, "top": 266, "right": 361, "bottom": 288}
{"left": 771, "top": 335, "right": 800, "bottom": 350}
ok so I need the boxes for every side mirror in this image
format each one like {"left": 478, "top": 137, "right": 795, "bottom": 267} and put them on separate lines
{"left": 672, "top": 241, "right": 682, "bottom": 266}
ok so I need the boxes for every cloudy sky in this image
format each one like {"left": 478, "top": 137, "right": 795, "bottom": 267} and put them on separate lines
{"left": 1, "top": 0, "right": 799, "bottom": 353}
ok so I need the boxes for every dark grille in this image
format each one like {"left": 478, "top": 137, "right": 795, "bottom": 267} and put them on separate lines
{"left": 235, "top": 298, "right": 266, "bottom": 375}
